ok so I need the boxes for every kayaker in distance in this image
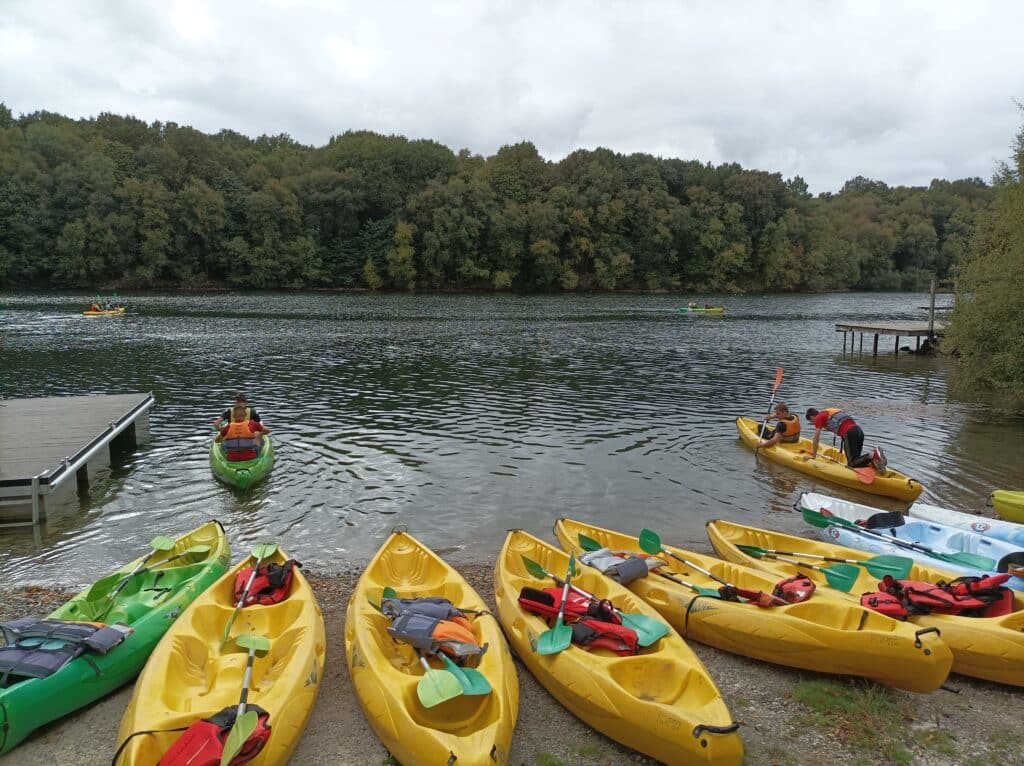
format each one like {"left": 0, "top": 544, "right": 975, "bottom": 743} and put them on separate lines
{"left": 805, "top": 407, "right": 885, "bottom": 470}
{"left": 756, "top": 403, "right": 801, "bottom": 448}
{"left": 213, "top": 392, "right": 262, "bottom": 431}
{"left": 688, "top": 301, "right": 697, "bottom": 308}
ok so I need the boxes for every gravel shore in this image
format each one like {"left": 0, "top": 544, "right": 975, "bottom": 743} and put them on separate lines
{"left": 1, "top": 561, "right": 1021, "bottom": 766}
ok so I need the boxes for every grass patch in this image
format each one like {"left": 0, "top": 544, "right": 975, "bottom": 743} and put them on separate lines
{"left": 791, "top": 678, "right": 912, "bottom": 764}
{"left": 575, "top": 744, "right": 602, "bottom": 759}
{"left": 536, "top": 753, "right": 567, "bottom": 766}
{"left": 914, "top": 727, "right": 956, "bottom": 756}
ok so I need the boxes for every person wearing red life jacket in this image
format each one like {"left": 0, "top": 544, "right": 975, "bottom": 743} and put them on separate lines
{"left": 757, "top": 402, "right": 802, "bottom": 448}
{"left": 805, "top": 406, "right": 884, "bottom": 470}
{"left": 214, "top": 399, "right": 270, "bottom": 462}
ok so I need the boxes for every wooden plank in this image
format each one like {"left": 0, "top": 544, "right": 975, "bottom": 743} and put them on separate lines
{"left": 835, "top": 321, "right": 946, "bottom": 337}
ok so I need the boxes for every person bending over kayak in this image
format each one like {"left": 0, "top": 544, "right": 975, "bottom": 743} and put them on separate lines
{"left": 805, "top": 407, "right": 884, "bottom": 469}
{"left": 214, "top": 400, "right": 270, "bottom": 461}
{"left": 757, "top": 403, "right": 801, "bottom": 448}
{"left": 213, "top": 392, "right": 262, "bottom": 431}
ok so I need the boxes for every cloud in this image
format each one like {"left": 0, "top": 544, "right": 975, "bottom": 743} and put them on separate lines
{"left": 0, "top": 0, "right": 1021, "bottom": 192}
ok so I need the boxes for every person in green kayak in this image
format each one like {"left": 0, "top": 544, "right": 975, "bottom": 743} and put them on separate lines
{"left": 805, "top": 407, "right": 885, "bottom": 470}
{"left": 213, "top": 393, "right": 262, "bottom": 432}
{"left": 214, "top": 396, "right": 270, "bottom": 461}
{"left": 756, "top": 403, "right": 802, "bottom": 448}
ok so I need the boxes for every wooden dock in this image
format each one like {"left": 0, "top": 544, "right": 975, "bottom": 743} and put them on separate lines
{"left": 0, "top": 392, "right": 155, "bottom": 527}
{"left": 836, "top": 321, "right": 947, "bottom": 357}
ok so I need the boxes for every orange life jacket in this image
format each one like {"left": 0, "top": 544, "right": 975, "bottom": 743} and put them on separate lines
{"left": 223, "top": 409, "right": 257, "bottom": 460}
{"left": 779, "top": 414, "right": 801, "bottom": 442}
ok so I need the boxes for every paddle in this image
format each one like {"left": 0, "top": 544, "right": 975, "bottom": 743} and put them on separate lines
{"left": 639, "top": 529, "right": 788, "bottom": 606}
{"left": 536, "top": 553, "right": 576, "bottom": 655}
{"left": 417, "top": 652, "right": 464, "bottom": 707}
{"left": 801, "top": 450, "right": 876, "bottom": 484}
{"left": 575, "top": 533, "right": 722, "bottom": 598}
{"left": 98, "top": 535, "right": 176, "bottom": 615}
{"left": 754, "top": 367, "right": 784, "bottom": 457}
{"left": 861, "top": 511, "right": 907, "bottom": 530}
{"left": 222, "top": 543, "right": 279, "bottom": 647}
{"left": 736, "top": 544, "right": 913, "bottom": 580}
{"left": 996, "top": 551, "right": 1024, "bottom": 574}
{"left": 734, "top": 547, "right": 859, "bottom": 592}
{"left": 801, "top": 508, "right": 997, "bottom": 571}
{"left": 521, "top": 555, "right": 670, "bottom": 647}
{"left": 219, "top": 633, "right": 270, "bottom": 766}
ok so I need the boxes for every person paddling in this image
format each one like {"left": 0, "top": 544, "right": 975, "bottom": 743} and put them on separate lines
{"left": 805, "top": 407, "right": 884, "bottom": 470}
{"left": 757, "top": 403, "right": 801, "bottom": 448}
{"left": 213, "top": 393, "right": 263, "bottom": 432}
{"left": 214, "top": 394, "right": 270, "bottom": 462}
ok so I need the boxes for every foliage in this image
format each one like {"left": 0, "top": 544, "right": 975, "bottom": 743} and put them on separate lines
{"left": 0, "top": 103, "right": 994, "bottom": 291}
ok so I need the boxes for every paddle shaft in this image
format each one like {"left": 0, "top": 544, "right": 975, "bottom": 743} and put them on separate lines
{"left": 544, "top": 570, "right": 628, "bottom": 620}
{"left": 660, "top": 547, "right": 738, "bottom": 590}
{"left": 755, "top": 368, "right": 785, "bottom": 453}
{"left": 238, "top": 645, "right": 256, "bottom": 716}
{"left": 807, "top": 451, "right": 875, "bottom": 481}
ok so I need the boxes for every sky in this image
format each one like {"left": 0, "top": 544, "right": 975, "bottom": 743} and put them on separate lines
{"left": 1, "top": 0, "right": 1021, "bottom": 194}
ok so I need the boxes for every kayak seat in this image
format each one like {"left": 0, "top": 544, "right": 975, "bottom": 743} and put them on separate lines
{"left": 606, "top": 657, "right": 706, "bottom": 706}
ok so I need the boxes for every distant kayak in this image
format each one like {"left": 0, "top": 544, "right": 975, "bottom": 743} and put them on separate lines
{"left": 83, "top": 307, "right": 126, "bottom": 316}
{"left": 992, "top": 491, "right": 1024, "bottom": 523}
{"left": 679, "top": 306, "right": 724, "bottom": 314}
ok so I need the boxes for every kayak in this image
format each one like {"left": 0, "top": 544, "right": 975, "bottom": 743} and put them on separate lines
{"left": 735, "top": 416, "right": 923, "bottom": 502}
{"left": 83, "top": 307, "right": 126, "bottom": 316}
{"left": 707, "top": 518, "right": 1024, "bottom": 687}
{"left": 992, "top": 490, "right": 1024, "bottom": 523}
{"left": 210, "top": 436, "right": 274, "bottom": 489}
{"left": 495, "top": 529, "right": 743, "bottom": 766}
{"left": 680, "top": 306, "right": 725, "bottom": 313}
{"left": 346, "top": 530, "right": 518, "bottom": 766}
{"left": 798, "top": 492, "right": 1024, "bottom": 590}
{"left": 554, "top": 518, "right": 951, "bottom": 693}
{"left": 115, "top": 545, "right": 325, "bottom": 765}
{"left": 0, "top": 521, "right": 230, "bottom": 754}
{"left": 910, "top": 501, "right": 1024, "bottom": 547}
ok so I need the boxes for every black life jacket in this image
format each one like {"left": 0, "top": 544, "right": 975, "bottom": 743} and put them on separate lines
{"left": 860, "top": 574, "right": 1013, "bottom": 619}
{"left": 517, "top": 587, "right": 639, "bottom": 656}
{"left": 233, "top": 560, "right": 300, "bottom": 607}
{"left": 158, "top": 705, "right": 271, "bottom": 766}
{"left": 382, "top": 597, "right": 486, "bottom": 663}
{"left": 0, "top": 618, "right": 132, "bottom": 687}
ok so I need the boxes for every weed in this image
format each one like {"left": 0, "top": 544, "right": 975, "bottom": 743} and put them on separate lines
{"left": 537, "top": 753, "right": 567, "bottom": 766}
{"left": 575, "top": 744, "right": 602, "bottom": 759}
{"left": 914, "top": 727, "right": 956, "bottom": 756}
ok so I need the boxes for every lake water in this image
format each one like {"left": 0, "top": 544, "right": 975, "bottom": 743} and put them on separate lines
{"left": 2, "top": 291, "right": 1022, "bottom": 587}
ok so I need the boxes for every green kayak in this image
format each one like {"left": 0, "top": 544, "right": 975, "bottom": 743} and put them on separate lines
{"left": 0, "top": 521, "right": 230, "bottom": 753}
{"left": 679, "top": 306, "right": 725, "bottom": 313}
{"left": 209, "top": 435, "right": 274, "bottom": 489}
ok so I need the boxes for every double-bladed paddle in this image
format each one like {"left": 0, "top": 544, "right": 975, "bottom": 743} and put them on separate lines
{"left": 736, "top": 544, "right": 913, "bottom": 580}
{"left": 733, "top": 546, "right": 860, "bottom": 592}
{"left": 219, "top": 633, "right": 270, "bottom": 766}
{"left": 536, "top": 553, "right": 576, "bottom": 655}
{"left": 222, "top": 543, "right": 279, "bottom": 647}
{"left": 801, "top": 508, "right": 997, "bottom": 571}
{"left": 520, "top": 555, "right": 669, "bottom": 647}
{"left": 97, "top": 535, "right": 177, "bottom": 619}
{"left": 754, "top": 367, "right": 785, "bottom": 458}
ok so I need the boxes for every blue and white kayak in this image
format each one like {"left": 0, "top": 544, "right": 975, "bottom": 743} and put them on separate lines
{"left": 909, "top": 502, "right": 1024, "bottom": 548}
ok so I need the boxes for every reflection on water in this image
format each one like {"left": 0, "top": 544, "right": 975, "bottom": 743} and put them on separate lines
{"left": 1, "top": 291, "right": 1022, "bottom": 587}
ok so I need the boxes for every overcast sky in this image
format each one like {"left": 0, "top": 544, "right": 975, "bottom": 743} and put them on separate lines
{"left": 1, "top": 0, "right": 1021, "bottom": 193}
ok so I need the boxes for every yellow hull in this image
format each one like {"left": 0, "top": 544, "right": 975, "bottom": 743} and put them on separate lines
{"left": 495, "top": 529, "right": 743, "bottom": 766}
{"left": 345, "top": 531, "right": 518, "bottom": 766}
{"left": 83, "top": 308, "right": 126, "bottom": 316}
{"left": 555, "top": 518, "right": 951, "bottom": 693}
{"left": 736, "top": 416, "right": 923, "bottom": 501}
{"left": 115, "top": 548, "right": 326, "bottom": 765}
{"left": 707, "top": 519, "right": 1024, "bottom": 687}
{"left": 992, "top": 490, "right": 1024, "bottom": 523}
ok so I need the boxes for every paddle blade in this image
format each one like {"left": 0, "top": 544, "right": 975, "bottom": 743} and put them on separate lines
{"left": 942, "top": 550, "right": 996, "bottom": 571}
{"left": 382, "top": 586, "right": 398, "bottom": 600}
{"left": 235, "top": 634, "right": 270, "bottom": 652}
{"left": 417, "top": 659, "right": 464, "bottom": 707}
{"left": 737, "top": 544, "right": 767, "bottom": 559}
{"left": 536, "top": 622, "right": 573, "bottom": 655}
{"left": 801, "top": 507, "right": 842, "bottom": 529}
{"left": 997, "top": 552, "right": 1024, "bottom": 574}
{"left": 861, "top": 555, "right": 914, "bottom": 579}
{"left": 219, "top": 710, "right": 259, "bottom": 766}
{"left": 149, "top": 535, "right": 175, "bottom": 551}
{"left": 852, "top": 466, "right": 877, "bottom": 484}
{"left": 863, "top": 512, "right": 905, "bottom": 530}
{"left": 252, "top": 543, "right": 278, "bottom": 561}
{"left": 772, "top": 367, "right": 784, "bottom": 393}
{"left": 619, "top": 613, "right": 670, "bottom": 647}
{"left": 439, "top": 653, "right": 492, "bottom": 695}
{"left": 521, "top": 556, "right": 549, "bottom": 580}
{"left": 821, "top": 563, "right": 860, "bottom": 593}
{"left": 567, "top": 552, "right": 577, "bottom": 578}
{"left": 577, "top": 533, "right": 602, "bottom": 552}
{"left": 638, "top": 529, "right": 663, "bottom": 555}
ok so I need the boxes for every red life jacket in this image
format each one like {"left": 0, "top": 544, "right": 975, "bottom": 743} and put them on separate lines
{"left": 860, "top": 574, "right": 1013, "bottom": 618}
{"left": 773, "top": 575, "right": 816, "bottom": 604}
{"left": 517, "top": 587, "right": 639, "bottom": 656}
{"left": 233, "top": 560, "right": 300, "bottom": 607}
{"left": 159, "top": 705, "right": 271, "bottom": 766}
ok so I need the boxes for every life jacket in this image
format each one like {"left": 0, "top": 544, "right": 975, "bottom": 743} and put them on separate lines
{"left": 223, "top": 409, "right": 258, "bottom": 461}
{"left": 778, "top": 414, "right": 801, "bottom": 443}
{"left": 822, "top": 407, "right": 853, "bottom": 434}
{"left": 579, "top": 547, "right": 666, "bottom": 586}
{"left": 158, "top": 705, "right": 271, "bottom": 766}
{"left": 860, "top": 574, "right": 1013, "bottom": 619}
{"left": 517, "top": 586, "right": 639, "bottom": 656}
{"left": 772, "top": 575, "right": 815, "bottom": 603}
{"left": 0, "top": 618, "right": 132, "bottom": 687}
{"left": 233, "top": 560, "right": 300, "bottom": 607}
{"left": 383, "top": 597, "right": 487, "bottom": 663}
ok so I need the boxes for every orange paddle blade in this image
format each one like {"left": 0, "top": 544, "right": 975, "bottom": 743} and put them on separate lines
{"left": 772, "top": 367, "right": 784, "bottom": 393}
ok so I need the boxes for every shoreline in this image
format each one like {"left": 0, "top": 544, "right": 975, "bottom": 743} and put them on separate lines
{"left": 1, "top": 559, "right": 1020, "bottom": 766}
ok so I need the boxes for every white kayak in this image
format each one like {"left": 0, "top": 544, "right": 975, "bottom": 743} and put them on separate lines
{"left": 909, "top": 502, "right": 1024, "bottom": 548}
{"left": 798, "top": 492, "right": 1024, "bottom": 591}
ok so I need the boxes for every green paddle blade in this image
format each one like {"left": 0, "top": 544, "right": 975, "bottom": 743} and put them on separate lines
{"left": 382, "top": 586, "right": 398, "bottom": 600}
{"left": 251, "top": 543, "right": 278, "bottom": 561}
{"left": 819, "top": 562, "right": 860, "bottom": 592}
{"left": 417, "top": 655, "right": 464, "bottom": 707}
{"left": 521, "top": 555, "right": 550, "bottom": 580}
{"left": 737, "top": 544, "right": 768, "bottom": 559}
{"left": 149, "top": 535, "right": 175, "bottom": 551}
{"left": 439, "top": 653, "right": 492, "bottom": 695}
{"left": 860, "top": 555, "right": 913, "bottom": 579}
{"left": 219, "top": 710, "right": 259, "bottom": 766}
{"left": 638, "top": 528, "right": 663, "bottom": 556}
{"left": 618, "top": 613, "right": 670, "bottom": 646}
{"left": 236, "top": 634, "right": 270, "bottom": 652}
{"left": 577, "top": 533, "right": 602, "bottom": 552}
{"left": 536, "top": 619, "right": 573, "bottom": 655}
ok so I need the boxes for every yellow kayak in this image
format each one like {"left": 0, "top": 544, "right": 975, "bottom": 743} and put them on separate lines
{"left": 495, "top": 529, "right": 743, "bottom": 766}
{"left": 115, "top": 547, "right": 326, "bottom": 765}
{"left": 707, "top": 519, "right": 1024, "bottom": 687}
{"left": 736, "top": 416, "right": 923, "bottom": 502}
{"left": 555, "top": 518, "right": 951, "bottom": 693}
{"left": 346, "top": 530, "right": 518, "bottom": 766}
{"left": 991, "top": 490, "right": 1024, "bottom": 523}
{"left": 83, "top": 307, "right": 126, "bottom": 316}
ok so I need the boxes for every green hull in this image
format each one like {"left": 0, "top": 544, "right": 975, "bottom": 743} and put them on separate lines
{"left": 209, "top": 436, "right": 274, "bottom": 489}
{"left": 0, "top": 521, "right": 230, "bottom": 753}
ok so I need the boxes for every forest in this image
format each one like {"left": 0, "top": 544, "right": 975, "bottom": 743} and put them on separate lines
{"left": 0, "top": 104, "right": 995, "bottom": 292}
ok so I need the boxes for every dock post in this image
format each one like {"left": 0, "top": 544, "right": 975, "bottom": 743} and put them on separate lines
{"left": 928, "top": 279, "right": 937, "bottom": 339}
{"left": 76, "top": 465, "right": 90, "bottom": 494}
{"left": 916, "top": 337, "right": 920, "bottom": 351}
{"left": 31, "top": 475, "right": 40, "bottom": 527}
{"left": 873, "top": 334, "right": 879, "bottom": 357}
{"left": 859, "top": 333, "right": 863, "bottom": 354}
{"left": 895, "top": 336, "right": 900, "bottom": 356}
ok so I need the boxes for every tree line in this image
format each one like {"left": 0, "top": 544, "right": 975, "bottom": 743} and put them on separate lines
{"left": 0, "top": 104, "right": 994, "bottom": 293}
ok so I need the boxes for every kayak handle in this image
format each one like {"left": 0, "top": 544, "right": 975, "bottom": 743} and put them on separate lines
{"left": 914, "top": 626, "right": 941, "bottom": 649}
{"left": 692, "top": 722, "right": 741, "bottom": 738}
